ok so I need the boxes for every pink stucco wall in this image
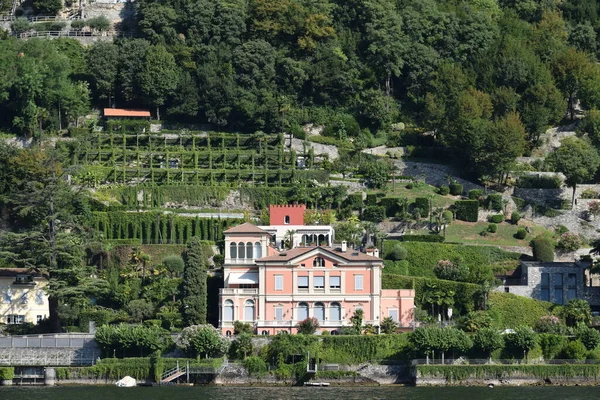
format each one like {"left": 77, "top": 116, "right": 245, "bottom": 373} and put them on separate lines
{"left": 269, "top": 204, "right": 306, "bottom": 225}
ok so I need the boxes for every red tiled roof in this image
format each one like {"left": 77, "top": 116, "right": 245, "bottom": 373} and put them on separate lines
{"left": 257, "top": 246, "right": 382, "bottom": 263}
{"left": 103, "top": 108, "right": 151, "bottom": 117}
{"left": 224, "top": 222, "right": 270, "bottom": 235}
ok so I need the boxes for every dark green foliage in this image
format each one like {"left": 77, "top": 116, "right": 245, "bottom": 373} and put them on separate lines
{"left": 162, "top": 255, "right": 184, "bottom": 276}
{"left": 438, "top": 186, "right": 450, "bottom": 195}
{"left": 562, "top": 299, "right": 593, "bottom": 327}
{"left": 473, "top": 328, "right": 503, "bottom": 358}
{"left": 504, "top": 326, "right": 538, "bottom": 359}
{"left": 486, "top": 194, "right": 504, "bottom": 211}
{"left": 517, "top": 175, "right": 562, "bottom": 189}
{"left": 380, "top": 197, "right": 401, "bottom": 217}
{"left": 231, "top": 334, "right": 254, "bottom": 360}
{"left": 511, "top": 211, "right": 521, "bottom": 224}
{"left": 488, "top": 214, "right": 504, "bottom": 223}
{"left": 366, "top": 193, "right": 378, "bottom": 206}
{"left": 449, "top": 182, "right": 463, "bottom": 196}
{"left": 94, "top": 324, "right": 172, "bottom": 357}
{"left": 414, "top": 198, "right": 430, "bottom": 218}
{"left": 344, "top": 193, "right": 364, "bottom": 210}
{"left": 400, "top": 235, "right": 445, "bottom": 243}
{"left": 487, "top": 223, "right": 497, "bottom": 233}
{"left": 468, "top": 189, "right": 484, "bottom": 201}
{"left": 560, "top": 340, "right": 588, "bottom": 360}
{"left": 531, "top": 237, "right": 555, "bottom": 262}
{"left": 539, "top": 334, "right": 566, "bottom": 360}
{"left": 417, "top": 364, "right": 600, "bottom": 382}
{"left": 0, "top": 367, "right": 14, "bottom": 380}
{"left": 33, "top": 0, "right": 62, "bottom": 15}
{"left": 515, "top": 228, "right": 527, "bottom": 239}
{"left": 182, "top": 237, "right": 208, "bottom": 325}
{"left": 234, "top": 321, "right": 254, "bottom": 335}
{"left": 362, "top": 205, "right": 386, "bottom": 222}
{"left": 575, "top": 324, "right": 600, "bottom": 350}
{"left": 126, "top": 299, "right": 155, "bottom": 322}
{"left": 455, "top": 200, "right": 479, "bottom": 222}
{"left": 386, "top": 244, "right": 407, "bottom": 261}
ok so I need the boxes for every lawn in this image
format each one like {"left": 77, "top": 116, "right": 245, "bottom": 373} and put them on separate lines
{"left": 372, "top": 182, "right": 457, "bottom": 208}
{"left": 443, "top": 220, "right": 552, "bottom": 247}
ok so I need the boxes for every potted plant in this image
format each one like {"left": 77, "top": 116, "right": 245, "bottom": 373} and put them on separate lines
{"left": 0, "top": 367, "right": 14, "bottom": 386}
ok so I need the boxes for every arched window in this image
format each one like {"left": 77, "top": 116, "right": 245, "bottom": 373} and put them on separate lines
{"left": 313, "top": 257, "right": 325, "bottom": 268}
{"left": 254, "top": 242, "right": 262, "bottom": 258}
{"left": 230, "top": 243, "right": 237, "bottom": 259}
{"left": 224, "top": 300, "right": 234, "bottom": 321}
{"left": 331, "top": 330, "right": 339, "bottom": 335}
{"left": 246, "top": 242, "right": 253, "bottom": 259}
{"left": 298, "top": 302, "right": 309, "bottom": 321}
{"left": 226, "top": 330, "right": 232, "bottom": 337}
{"left": 244, "top": 299, "right": 255, "bottom": 321}
{"left": 285, "top": 215, "right": 290, "bottom": 224}
{"left": 314, "top": 302, "right": 325, "bottom": 322}
{"left": 330, "top": 302, "right": 341, "bottom": 321}
{"left": 261, "top": 330, "right": 269, "bottom": 336}
{"left": 238, "top": 242, "right": 245, "bottom": 259}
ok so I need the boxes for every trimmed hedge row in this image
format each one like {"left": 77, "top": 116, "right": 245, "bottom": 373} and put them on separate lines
{"left": 417, "top": 364, "right": 600, "bottom": 382}
{"left": 455, "top": 200, "right": 478, "bottom": 222}
{"left": 400, "top": 235, "right": 445, "bottom": 243}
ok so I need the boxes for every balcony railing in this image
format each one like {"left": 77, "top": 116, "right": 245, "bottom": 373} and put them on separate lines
{"left": 220, "top": 288, "right": 258, "bottom": 295}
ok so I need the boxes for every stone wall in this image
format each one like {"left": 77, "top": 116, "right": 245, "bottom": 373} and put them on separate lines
{"left": 290, "top": 138, "right": 339, "bottom": 161}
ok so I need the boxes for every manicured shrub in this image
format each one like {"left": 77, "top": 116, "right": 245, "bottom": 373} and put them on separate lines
{"left": 243, "top": 356, "right": 268, "bottom": 375}
{"left": 511, "top": 211, "right": 521, "bottom": 225}
{"left": 343, "top": 193, "right": 364, "bottom": 210}
{"left": 539, "top": 334, "right": 567, "bottom": 360}
{"left": 380, "top": 197, "right": 401, "bottom": 218}
{"left": 486, "top": 194, "right": 504, "bottom": 211}
{"left": 468, "top": 189, "right": 484, "bottom": 200}
{"left": 455, "top": 200, "right": 479, "bottom": 222}
{"left": 560, "top": 340, "right": 587, "bottom": 361}
{"left": 414, "top": 197, "right": 430, "bottom": 217}
{"left": 530, "top": 237, "right": 555, "bottom": 262}
{"left": 517, "top": 175, "right": 562, "bottom": 189}
{"left": 366, "top": 193, "right": 378, "bottom": 205}
{"left": 406, "top": 182, "right": 414, "bottom": 189}
{"left": 488, "top": 214, "right": 504, "bottom": 223}
{"left": 362, "top": 205, "right": 386, "bottom": 222}
{"left": 581, "top": 189, "right": 600, "bottom": 199}
{"left": 386, "top": 244, "right": 407, "bottom": 261}
{"left": 487, "top": 223, "right": 497, "bottom": 233}
{"left": 449, "top": 182, "right": 463, "bottom": 196}
{"left": 515, "top": 228, "right": 527, "bottom": 240}
{"left": 400, "top": 235, "right": 445, "bottom": 243}
{"left": 442, "top": 210, "right": 453, "bottom": 223}
{"left": 438, "top": 186, "right": 450, "bottom": 195}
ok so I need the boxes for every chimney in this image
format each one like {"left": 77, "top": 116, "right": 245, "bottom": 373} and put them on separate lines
{"left": 373, "top": 248, "right": 380, "bottom": 258}
{"left": 341, "top": 241, "right": 347, "bottom": 252}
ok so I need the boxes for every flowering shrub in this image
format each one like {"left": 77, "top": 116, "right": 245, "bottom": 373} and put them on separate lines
{"left": 533, "top": 315, "right": 567, "bottom": 335}
{"left": 176, "top": 324, "right": 229, "bottom": 358}
{"left": 557, "top": 232, "right": 583, "bottom": 252}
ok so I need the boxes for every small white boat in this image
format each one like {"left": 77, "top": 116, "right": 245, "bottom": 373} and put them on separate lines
{"left": 116, "top": 376, "right": 137, "bottom": 387}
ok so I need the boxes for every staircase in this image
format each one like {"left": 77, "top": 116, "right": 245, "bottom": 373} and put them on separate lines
{"left": 161, "top": 365, "right": 187, "bottom": 383}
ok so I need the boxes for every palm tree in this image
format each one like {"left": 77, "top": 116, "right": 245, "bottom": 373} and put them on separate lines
{"left": 284, "top": 230, "right": 297, "bottom": 249}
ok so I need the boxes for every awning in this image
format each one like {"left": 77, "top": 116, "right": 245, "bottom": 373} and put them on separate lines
{"left": 228, "top": 272, "right": 259, "bottom": 285}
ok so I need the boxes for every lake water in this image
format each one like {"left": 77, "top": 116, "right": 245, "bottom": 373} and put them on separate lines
{"left": 0, "top": 385, "right": 598, "bottom": 400}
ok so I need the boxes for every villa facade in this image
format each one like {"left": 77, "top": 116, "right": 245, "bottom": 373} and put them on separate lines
{"left": 218, "top": 205, "right": 415, "bottom": 335}
{"left": 0, "top": 268, "right": 49, "bottom": 325}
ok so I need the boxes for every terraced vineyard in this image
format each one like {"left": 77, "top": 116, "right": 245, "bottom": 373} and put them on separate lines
{"left": 69, "top": 121, "right": 326, "bottom": 187}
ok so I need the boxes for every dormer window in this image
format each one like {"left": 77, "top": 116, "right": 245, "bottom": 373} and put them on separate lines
{"left": 284, "top": 215, "right": 290, "bottom": 224}
{"left": 14, "top": 275, "right": 34, "bottom": 285}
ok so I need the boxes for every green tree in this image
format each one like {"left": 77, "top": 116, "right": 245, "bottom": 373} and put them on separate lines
{"left": 296, "top": 317, "right": 319, "bottom": 334}
{"left": 182, "top": 237, "right": 208, "bottom": 325}
{"left": 126, "top": 299, "right": 154, "bottom": 323}
{"left": 350, "top": 309, "right": 364, "bottom": 334}
{"left": 380, "top": 316, "right": 399, "bottom": 334}
{"left": 86, "top": 42, "right": 119, "bottom": 107}
{"left": 231, "top": 333, "right": 254, "bottom": 359}
{"left": 505, "top": 326, "right": 538, "bottom": 361}
{"left": 473, "top": 327, "right": 503, "bottom": 361}
{"left": 33, "top": 0, "right": 62, "bottom": 15}
{"left": 551, "top": 48, "right": 593, "bottom": 120}
{"left": 562, "top": 299, "right": 593, "bottom": 327}
{"left": 176, "top": 324, "right": 229, "bottom": 358}
{"left": 162, "top": 255, "right": 184, "bottom": 277}
{"left": 139, "top": 45, "right": 179, "bottom": 120}
{"left": 575, "top": 323, "right": 600, "bottom": 350}
{"left": 546, "top": 137, "right": 600, "bottom": 206}
{"left": 578, "top": 108, "right": 600, "bottom": 147}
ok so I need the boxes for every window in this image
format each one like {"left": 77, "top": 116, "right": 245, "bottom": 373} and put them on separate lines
{"left": 298, "top": 302, "right": 309, "bottom": 320}
{"left": 37, "top": 315, "right": 43, "bottom": 323}
{"left": 354, "top": 274, "right": 364, "bottom": 291}
{"left": 254, "top": 242, "right": 262, "bottom": 259}
{"left": 314, "top": 302, "right": 325, "bottom": 321}
{"left": 314, "top": 276, "right": 325, "bottom": 289}
{"left": 262, "top": 330, "right": 269, "bottom": 336}
{"left": 567, "top": 273, "right": 577, "bottom": 301}
{"left": 238, "top": 242, "right": 246, "bottom": 259}
{"left": 388, "top": 309, "right": 399, "bottom": 322}
{"left": 285, "top": 215, "right": 290, "bottom": 224}
{"left": 246, "top": 242, "right": 253, "bottom": 259}
{"left": 244, "top": 300, "right": 255, "bottom": 321}
{"left": 330, "top": 302, "right": 341, "bottom": 321}
{"left": 224, "top": 300, "right": 234, "bottom": 321}
{"left": 230, "top": 243, "right": 237, "bottom": 259}
{"left": 20, "top": 294, "right": 28, "bottom": 305}
{"left": 541, "top": 272, "right": 550, "bottom": 302}
{"left": 226, "top": 331, "right": 232, "bottom": 337}
{"left": 275, "top": 306, "right": 284, "bottom": 321}
{"left": 554, "top": 273, "right": 563, "bottom": 305}
{"left": 6, "top": 315, "right": 24, "bottom": 325}
{"left": 313, "top": 257, "right": 325, "bottom": 268}
{"left": 35, "top": 291, "right": 44, "bottom": 305}
{"left": 275, "top": 275, "right": 284, "bottom": 291}
{"left": 298, "top": 276, "right": 309, "bottom": 290}
{"left": 329, "top": 276, "right": 341, "bottom": 289}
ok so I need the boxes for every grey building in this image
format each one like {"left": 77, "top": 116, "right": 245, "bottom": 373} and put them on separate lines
{"left": 499, "top": 261, "right": 600, "bottom": 307}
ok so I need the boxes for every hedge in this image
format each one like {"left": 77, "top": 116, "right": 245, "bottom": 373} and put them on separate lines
{"left": 400, "top": 235, "right": 445, "bottom": 243}
{"left": 417, "top": 364, "right": 600, "bottom": 382}
{"left": 531, "top": 237, "right": 555, "bottom": 262}
{"left": 362, "top": 205, "right": 386, "bottom": 222}
{"left": 468, "top": 189, "right": 484, "bottom": 200}
{"left": 343, "top": 193, "right": 364, "bottom": 210}
{"left": 449, "top": 182, "right": 463, "bottom": 196}
{"left": 366, "top": 193, "right": 378, "bottom": 205}
{"left": 382, "top": 274, "right": 480, "bottom": 314}
{"left": 486, "top": 194, "right": 504, "bottom": 211}
{"left": 454, "top": 200, "right": 479, "bottom": 222}
{"left": 488, "top": 214, "right": 504, "bottom": 223}
{"left": 382, "top": 242, "right": 521, "bottom": 279}
{"left": 380, "top": 197, "right": 401, "bottom": 217}
{"left": 414, "top": 197, "right": 430, "bottom": 217}
{"left": 319, "top": 335, "right": 410, "bottom": 363}
{"left": 489, "top": 292, "right": 559, "bottom": 328}
{"left": 517, "top": 175, "right": 562, "bottom": 189}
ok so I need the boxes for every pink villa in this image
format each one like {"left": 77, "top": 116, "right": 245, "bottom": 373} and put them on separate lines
{"left": 218, "top": 205, "right": 415, "bottom": 335}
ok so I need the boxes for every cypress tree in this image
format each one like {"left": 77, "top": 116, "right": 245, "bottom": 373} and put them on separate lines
{"left": 182, "top": 237, "right": 208, "bottom": 325}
